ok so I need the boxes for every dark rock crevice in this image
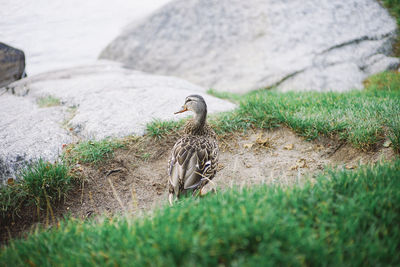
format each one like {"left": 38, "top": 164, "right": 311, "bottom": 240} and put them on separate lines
{"left": 317, "top": 32, "right": 394, "bottom": 55}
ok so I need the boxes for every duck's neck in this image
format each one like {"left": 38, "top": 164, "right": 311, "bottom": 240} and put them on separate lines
{"left": 185, "top": 111, "right": 207, "bottom": 135}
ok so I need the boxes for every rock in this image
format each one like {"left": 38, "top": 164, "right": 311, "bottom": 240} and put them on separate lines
{"left": 0, "top": 93, "right": 72, "bottom": 180}
{"left": 0, "top": 61, "right": 236, "bottom": 181}
{"left": 100, "top": 0, "right": 399, "bottom": 93}
{"left": 364, "top": 54, "right": 400, "bottom": 75}
{"left": 0, "top": 42, "right": 26, "bottom": 88}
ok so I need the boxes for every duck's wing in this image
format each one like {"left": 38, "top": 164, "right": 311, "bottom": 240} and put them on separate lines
{"left": 168, "top": 136, "right": 218, "bottom": 196}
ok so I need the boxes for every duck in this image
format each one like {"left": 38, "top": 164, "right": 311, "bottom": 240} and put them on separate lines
{"left": 168, "top": 95, "right": 219, "bottom": 205}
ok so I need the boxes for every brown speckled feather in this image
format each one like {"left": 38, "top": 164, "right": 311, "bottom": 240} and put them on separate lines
{"left": 168, "top": 122, "right": 219, "bottom": 199}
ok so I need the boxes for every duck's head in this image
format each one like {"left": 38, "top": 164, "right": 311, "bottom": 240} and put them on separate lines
{"left": 174, "top": 95, "right": 207, "bottom": 116}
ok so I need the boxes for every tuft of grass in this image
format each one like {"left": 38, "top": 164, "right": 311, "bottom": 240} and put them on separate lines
{"left": 214, "top": 89, "right": 399, "bottom": 150}
{"left": 1, "top": 160, "right": 399, "bottom": 266}
{"left": 19, "top": 159, "right": 73, "bottom": 208}
{"left": 62, "top": 105, "right": 78, "bottom": 129}
{"left": 0, "top": 181, "right": 27, "bottom": 221}
{"left": 140, "top": 152, "right": 151, "bottom": 161}
{"left": 1, "top": 160, "right": 73, "bottom": 221}
{"left": 146, "top": 119, "right": 184, "bottom": 139}
{"left": 209, "top": 111, "right": 258, "bottom": 135}
{"left": 63, "top": 139, "right": 124, "bottom": 165}
{"left": 36, "top": 95, "right": 61, "bottom": 108}
{"left": 364, "top": 71, "right": 400, "bottom": 91}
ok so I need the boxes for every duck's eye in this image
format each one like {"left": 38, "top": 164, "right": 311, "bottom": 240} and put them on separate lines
{"left": 185, "top": 99, "right": 192, "bottom": 104}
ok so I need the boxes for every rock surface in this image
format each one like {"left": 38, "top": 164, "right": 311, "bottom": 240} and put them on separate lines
{"left": 0, "top": 61, "right": 235, "bottom": 181}
{"left": 0, "top": 42, "right": 26, "bottom": 88}
{"left": 100, "top": 0, "right": 399, "bottom": 93}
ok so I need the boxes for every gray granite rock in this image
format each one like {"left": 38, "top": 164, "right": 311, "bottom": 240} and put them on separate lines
{"left": 0, "top": 94, "right": 72, "bottom": 180}
{"left": 0, "top": 42, "right": 26, "bottom": 88}
{"left": 0, "top": 61, "right": 236, "bottom": 181}
{"left": 100, "top": 0, "right": 399, "bottom": 93}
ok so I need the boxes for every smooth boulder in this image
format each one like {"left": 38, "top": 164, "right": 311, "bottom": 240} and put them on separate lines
{"left": 0, "top": 61, "right": 235, "bottom": 181}
{"left": 0, "top": 42, "right": 26, "bottom": 88}
{"left": 100, "top": 0, "right": 399, "bottom": 93}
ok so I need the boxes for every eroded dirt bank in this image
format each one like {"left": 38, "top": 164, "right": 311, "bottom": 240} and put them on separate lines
{"left": 60, "top": 127, "right": 395, "bottom": 218}
{"left": 1, "top": 127, "right": 395, "bottom": 243}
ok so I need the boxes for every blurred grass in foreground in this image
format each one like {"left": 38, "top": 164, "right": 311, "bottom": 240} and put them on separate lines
{"left": 1, "top": 160, "right": 399, "bottom": 266}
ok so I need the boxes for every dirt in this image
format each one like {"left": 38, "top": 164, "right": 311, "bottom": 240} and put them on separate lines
{"left": 48, "top": 127, "right": 397, "bottom": 220}
{"left": 1, "top": 127, "right": 396, "bottom": 244}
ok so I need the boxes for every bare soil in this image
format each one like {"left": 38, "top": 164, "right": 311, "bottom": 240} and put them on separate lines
{"left": 54, "top": 127, "right": 397, "bottom": 219}
{"left": 1, "top": 127, "right": 396, "bottom": 244}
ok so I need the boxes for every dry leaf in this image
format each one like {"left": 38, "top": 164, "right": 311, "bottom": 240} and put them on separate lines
{"left": 296, "top": 158, "right": 307, "bottom": 168}
{"left": 284, "top": 144, "right": 294, "bottom": 150}
{"left": 383, "top": 140, "right": 392, "bottom": 148}
{"left": 7, "top": 178, "right": 14, "bottom": 185}
{"left": 289, "top": 165, "right": 298, "bottom": 170}
{"left": 243, "top": 143, "right": 253, "bottom": 149}
{"left": 345, "top": 165, "right": 357, "bottom": 170}
{"left": 217, "top": 163, "right": 225, "bottom": 171}
{"left": 254, "top": 133, "right": 273, "bottom": 148}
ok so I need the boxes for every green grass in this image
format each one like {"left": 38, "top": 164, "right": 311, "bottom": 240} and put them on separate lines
{"left": 36, "top": 95, "right": 61, "bottom": 108}
{"left": 146, "top": 119, "right": 184, "bottom": 139}
{"left": 0, "top": 181, "right": 27, "bottom": 221}
{"left": 63, "top": 139, "right": 124, "bottom": 165}
{"left": 141, "top": 152, "right": 151, "bottom": 161}
{"left": 1, "top": 160, "right": 73, "bottom": 221}
{"left": 364, "top": 71, "right": 400, "bottom": 91}
{"left": 228, "top": 89, "right": 399, "bottom": 150}
{"left": 19, "top": 160, "right": 73, "bottom": 208}
{"left": 150, "top": 74, "right": 397, "bottom": 151}
{"left": 1, "top": 160, "right": 399, "bottom": 266}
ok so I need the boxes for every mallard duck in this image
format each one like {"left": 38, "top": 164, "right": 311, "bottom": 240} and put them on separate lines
{"left": 168, "top": 95, "right": 219, "bottom": 205}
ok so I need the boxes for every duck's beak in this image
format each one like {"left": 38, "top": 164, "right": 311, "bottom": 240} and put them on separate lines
{"left": 174, "top": 105, "right": 188, "bottom": 114}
